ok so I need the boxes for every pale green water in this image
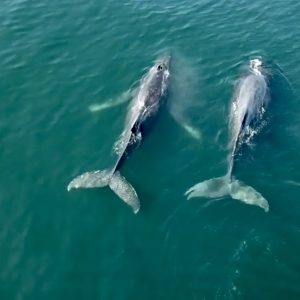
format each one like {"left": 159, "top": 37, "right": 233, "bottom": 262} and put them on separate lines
{"left": 1, "top": 0, "right": 300, "bottom": 299}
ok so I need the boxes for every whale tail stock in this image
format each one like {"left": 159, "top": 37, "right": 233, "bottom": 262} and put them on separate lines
{"left": 67, "top": 169, "right": 140, "bottom": 214}
{"left": 67, "top": 127, "right": 141, "bottom": 214}
{"left": 185, "top": 174, "right": 269, "bottom": 212}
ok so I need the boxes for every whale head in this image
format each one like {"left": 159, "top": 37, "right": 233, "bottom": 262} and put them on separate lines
{"left": 155, "top": 54, "right": 171, "bottom": 73}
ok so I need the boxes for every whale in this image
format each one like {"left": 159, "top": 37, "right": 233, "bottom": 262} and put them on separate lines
{"left": 185, "top": 58, "right": 270, "bottom": 212}
{"left": 67, "top": 55, "right": 171, "bottom": 213}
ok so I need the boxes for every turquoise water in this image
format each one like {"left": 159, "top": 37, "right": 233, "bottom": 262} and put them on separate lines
{"left": 1, "top": 0, "right": 300, "bottom": 299}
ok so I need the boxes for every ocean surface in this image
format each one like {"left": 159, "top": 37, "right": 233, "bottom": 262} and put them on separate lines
{"left": 1, "top": 0, "right": 300, "bottom": 299}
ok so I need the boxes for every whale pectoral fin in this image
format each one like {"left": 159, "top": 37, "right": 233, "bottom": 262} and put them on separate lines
{"left": 181, "top": 122, "right": 202, "bottom": 141}
{"left": 88, "top": 89, "right": 133, "bottom": 113}
{"left": 168, "top": 109, "right": 202, "bottom": 141}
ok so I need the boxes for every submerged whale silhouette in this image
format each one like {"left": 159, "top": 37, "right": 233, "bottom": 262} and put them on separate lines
{"left": 68, "top": 55, "right": 171, "bottom": 213}
{"left": 185, "top": 58, "right": 270, "bottom": 212}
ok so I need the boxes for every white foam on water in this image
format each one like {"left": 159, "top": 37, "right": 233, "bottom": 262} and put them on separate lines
{"left": 249, "top": 58, "right": 262, "bottom": 75}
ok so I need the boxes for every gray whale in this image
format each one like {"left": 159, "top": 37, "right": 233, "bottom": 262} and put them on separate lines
{"left": 185, "top": 58, "right": 270, "bottom": 212}
{"left": 68, "top": 55, "right": 171, "bottom": 213}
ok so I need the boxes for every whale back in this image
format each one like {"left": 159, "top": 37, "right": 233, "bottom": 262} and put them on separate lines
{"left": 230, "top": 67, "right": 269, "bottom": 155}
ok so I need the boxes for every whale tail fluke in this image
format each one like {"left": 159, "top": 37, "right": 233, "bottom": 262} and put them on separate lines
{"left": 67, "top": 170, "right": 112, "bottom": 190}
{"left": 108, "top": 171, "right": 140, "bottom": 213}
{"left": 67, "top": 169, "right": 140, "bottom": 214}
{"left": 185, "top": 176, "right": 269, "bottom": 212}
